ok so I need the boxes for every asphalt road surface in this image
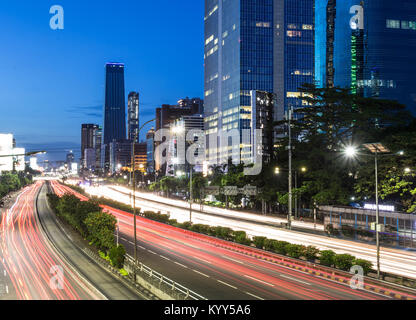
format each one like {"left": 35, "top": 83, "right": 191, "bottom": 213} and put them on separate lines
{"left": 52, "top": 181, "right": 392, "bottom": 300}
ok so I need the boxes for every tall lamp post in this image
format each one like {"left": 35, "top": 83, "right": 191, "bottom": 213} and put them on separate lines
{"left": 131, "top": 118, "right": 155, "bottom": 279}
{"left": 275, "top": 166, "right": 307, "bottom": 224}
{"left": 344, "top": 143, "right": 400, "bottom": 279}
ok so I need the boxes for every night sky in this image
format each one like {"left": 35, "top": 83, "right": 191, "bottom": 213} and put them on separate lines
{"left": 0, "top": 0, "right": 204, "bottom": 162}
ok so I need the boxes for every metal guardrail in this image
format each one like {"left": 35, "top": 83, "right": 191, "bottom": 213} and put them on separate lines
{"left": 124, "top": 255, "right": 206, "bottom": 300}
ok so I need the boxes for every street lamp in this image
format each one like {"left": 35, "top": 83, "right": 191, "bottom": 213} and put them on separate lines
{"left": 275, "top": 166, "right": 307, "bottom": 222}
{"left": 344, "top": 142, "right": 400, "bottom": 279}
{"left": 131, "top": 118, "right": 156, "bottom": 281}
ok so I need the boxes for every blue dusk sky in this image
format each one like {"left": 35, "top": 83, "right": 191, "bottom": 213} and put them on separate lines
{"left": 0, "top": 0, "right": 204, "bottom": 161}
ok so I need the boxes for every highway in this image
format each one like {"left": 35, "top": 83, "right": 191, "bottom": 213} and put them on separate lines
{"left": 0, "top": 181, "right": 146, "bottom": 300}
{"left": 79, "top": 184, "right": 416, "bottom": 279}
{"left": 0, "top": 182, "right": 102, "bottom": 300}
{"left": 52, "top": 181, "right": 397, "bottom": 300}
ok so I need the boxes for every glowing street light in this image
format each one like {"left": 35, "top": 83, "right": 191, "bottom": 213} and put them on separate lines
{"left": 344, "top": 146, "right": 358, "bottom": 158}
{"left": 405, "top": 167, "right": 412, "bottom": 174}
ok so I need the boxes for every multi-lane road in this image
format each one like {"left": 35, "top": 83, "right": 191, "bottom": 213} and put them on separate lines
{"left": 80, "top": 184, "right": 416, "bottom": 279}
{"left": 51, "top": 181, "right": 404, "bottom": 300}
{"left": 0, "top": 181, "right": 145, "bottom": 300}
{"left": 0, "top": 182, "right": 101, "bottom": 300}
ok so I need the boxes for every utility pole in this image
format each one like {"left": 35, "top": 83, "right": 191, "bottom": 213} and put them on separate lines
{"left": 375, "top": 147, "right": 380, "bottom": 279}
{"left": 288, "top": 107, "right": 293, "bottom": 229}
{"left": 131, "top": 118, "right": 155, "bottom": 281}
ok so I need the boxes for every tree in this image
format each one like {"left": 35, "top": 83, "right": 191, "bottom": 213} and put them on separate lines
{"left": 84, "top": 211, "right": 117, "bottom": 252}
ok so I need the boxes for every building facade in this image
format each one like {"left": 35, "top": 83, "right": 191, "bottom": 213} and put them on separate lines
{"left": 128, "top": 92, "right": 140, "bottom": 142}
{"left": 146, "top": 128, "right": 155, "bottom": 174}
{"left": 315, "top": 0, "right": 416, "bottom": 114}
{"left": 81, "top": 124, "right": 100, "bottom": 170}
{"left": 166, "top": 114, "right": 205, "bottom": 176}
{"left": 204, "top": 0, "right": 314, "bottom": 165}
{"left": 104, "top": 63, "right": 126, "bottom": 145}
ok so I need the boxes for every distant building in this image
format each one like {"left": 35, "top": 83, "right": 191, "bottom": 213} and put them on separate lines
{"left": 109, "top": 140, "right": 131, "bottom": 174}
{"left": 93, "top": 126, "right": 103, "bottom": 171}
{"left": 0, "top": 134, "right": 14, "bottom": 172}
{"left": 81, "top": 124, "right": 98, "bottom": 168}
{"left": 66, "top": 151, "right": 75, "bottom": 166}
{"left": 250, "top": 91, "right": 276, "bottom": 165}
{"left": 167, "top": 114, "right": 205, "bottom": 176}
{"left": 84, "top": 148, "right": 96, "bottom": 171}
{"left": 315, "top": 0, "right": 416, "bottom": 114}
{"left": 204, "top": 0, "right": 314, "bottom": 165}
{"left": 104, "top": 63, "right": 126, "bottom": 144}
{"left": 155, "top": 98, "right": 204, "bottom": 173}
{"left": 134, "top": 142, "right": 147, "bottom": 173}
{"left": 128, "top": 92, "right": 140, "bottom": 142}
{"left": 146, "top": 128, "right": 155, "bottom": 174}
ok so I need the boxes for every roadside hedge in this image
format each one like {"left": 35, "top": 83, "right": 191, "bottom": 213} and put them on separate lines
{"left": 47, "top": 193, "right": 126, "bottom": 269}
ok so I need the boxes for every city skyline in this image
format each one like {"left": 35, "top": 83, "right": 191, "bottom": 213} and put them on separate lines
{"left": 0, "top": 0, "right": 204, "bottom": 161}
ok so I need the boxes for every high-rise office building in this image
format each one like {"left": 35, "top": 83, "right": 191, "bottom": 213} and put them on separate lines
{"left": 128, "top": 92, "right": 140, "bottom": 142}
{"left": 155, "top": 98, "right": 204, "bottom": 172}
{"left": 146, "top": 128, "right": 155, "bottom": 174}
{"left": 204, "top": 0, "right": 314, "bottom": 165}
{"left": 66, "top": 151, "right": 75, "bottom": 166}
{"left": 81, "top": 124, "right": 98, "bottom": 168}
{"left": 93, "top": 126, "right": 103, "bottom": 171}
{"left": 315, "top": 0, "right": 416, "bottom": 114}
{"left": 166, "top": 114, "right": 205, "bottom": 176}
{"left": 104, "top": 63, "right": 126, "bottom": 144}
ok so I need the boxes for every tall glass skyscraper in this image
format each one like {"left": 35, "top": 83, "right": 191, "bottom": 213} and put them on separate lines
{"left": 104, "top": 63, "right": 126, "bottom": 144}
{"left": 204, "top": 0, "right": 314, "bottom": 165}
{"left": 128, "top": 91, "right": 139, "bottom": 142}
{"left": 315, "top": 0, "right": 416, "bottom": 114}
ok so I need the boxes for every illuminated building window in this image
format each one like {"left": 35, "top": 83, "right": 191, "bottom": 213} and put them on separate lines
{"left": 386, "top": 19, "right": 400, "bottom": 28}
{"left": 302, "top": 24, "right": 313, "bottom": 30}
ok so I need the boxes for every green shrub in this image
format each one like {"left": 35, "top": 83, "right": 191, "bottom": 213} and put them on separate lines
{"left": 319, "top": 250, "right": 336, "bottom": 267}
{"left": 303, "top": 246, "right": 320, "bottom": 261}
{"left": 334, "top": 254, "right": 355, "bottom": 271}
{"left": 168, "top": 219, "right": 178, "bottom": 225}
{"left": 214, "top": 226, "right": 233, "bottom": 240}
{"left": 285, "top": 244, "right": 303, "bottom": 259}
{"left": 273, "top": 241, "right": 290, "bottom": 255}
{"left": 264, "top": 239, "right": 277, "bottom": 251}
{"left": 181, "top": 221, "right": 192, "bottom": 230}
{"left": 253, "top": 236, "right": 267, "bottom": 249}
{"left": 354, "top": 259, "right": 373, "bottom": 275}
{"left": 233, "top": 231, "right": 251, "bottom": 245}
{"left": 109, "top": 245, "right": 126, "bottom": 269}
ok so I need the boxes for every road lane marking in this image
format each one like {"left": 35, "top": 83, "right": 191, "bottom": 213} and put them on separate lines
{"left": 279, "top": 274, "right": 312, "bottom": 286}
{"left": 195, "top": 257, "right": 212, "bottom": 264}
{"left": 174, "top": 262, "right": 188, "bottom": 269}
{"left": 160, "top": 255, "right": 171, "bottom": 261}
{"left": 148, "top": 250, "right": 157, "bottom": 255}
{"left": 193, "top": 269, "right": 210, "bottom": 278}
{"left": 244, "top": 275, "right": 274, "bottom": 287}
{"left": 217, "top": 280, "right": 237, "bottom": 289}
{"left": 245, "top": 291, "right": 264, "bottom": 300}
{"left": 224, "top": 257, "right": 245, "bottom": 264}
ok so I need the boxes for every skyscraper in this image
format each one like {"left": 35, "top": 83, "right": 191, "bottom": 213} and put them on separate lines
{"left": 315, "top": 0, "right": 416, "bottom": 114}
{"left": 104, "top": 63, "right": 126, "bottom": 144}
{"left": 81, "top": 124, "right": 98, "bottom": 168}
{"left": 128, "top": 92, "right": 139, "bottom": 142}
{"left": 204, "top": 0, "right": 314, "bottom": 165}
